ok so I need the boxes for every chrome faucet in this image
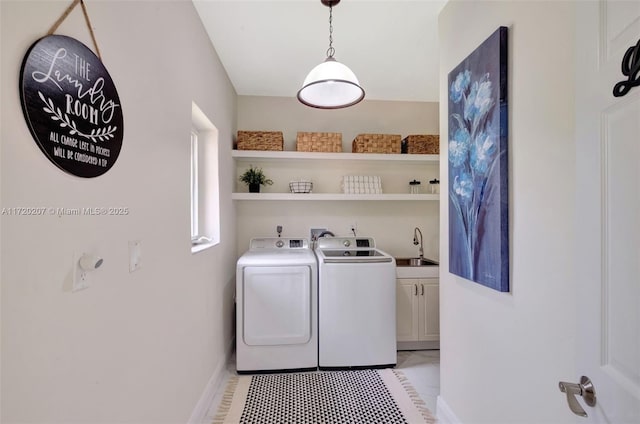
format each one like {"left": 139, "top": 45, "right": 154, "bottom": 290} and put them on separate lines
{"left": 413, "top": 227, "right": 424, "bottom": 258}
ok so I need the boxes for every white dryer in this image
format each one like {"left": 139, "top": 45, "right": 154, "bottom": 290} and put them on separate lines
{"left": 236, "top": 238, "right": 318, "bottom": 373}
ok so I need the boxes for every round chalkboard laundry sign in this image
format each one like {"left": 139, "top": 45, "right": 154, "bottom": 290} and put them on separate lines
{"left": 19, "top": 35, "right": 123, "bottom": 178}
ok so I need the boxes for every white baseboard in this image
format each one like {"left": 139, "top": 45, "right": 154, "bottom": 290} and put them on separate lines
{"left": 188, "top": 338, "right": 235, "bottom": 424}
{"left": 437, "top": 396, "right": 462, "bottom": 424}
{"left": 397, "top": 340, "right": 440, "bottom": 350}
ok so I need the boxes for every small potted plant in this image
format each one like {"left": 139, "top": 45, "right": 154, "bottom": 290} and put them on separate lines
{"left": 239, "top": 165, "right": 273, "bottom": 193}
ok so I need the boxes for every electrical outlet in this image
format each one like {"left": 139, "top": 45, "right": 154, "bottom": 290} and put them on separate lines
{"left": 310, "top": 227, "right": 327, "bottom": 241}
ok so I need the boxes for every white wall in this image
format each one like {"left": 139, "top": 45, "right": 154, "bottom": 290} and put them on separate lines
{"left": 438, "top": 1, "right": 577, "bottom": 423}
{"left": 238, "top": 95, "right": 439, "bottom": 152}
{"left": 236, "top": 96, "right": 440, "bottom": 259}
{"left": 0, "top": 1, "right": 237, "bottom": 423}
{"left": 236, "top": 200, "right": 440, "bottom": 259}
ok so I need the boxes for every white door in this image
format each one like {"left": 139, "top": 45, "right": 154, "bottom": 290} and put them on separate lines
{"left": 575, "top": 1, "right": 640, "bottom": 422}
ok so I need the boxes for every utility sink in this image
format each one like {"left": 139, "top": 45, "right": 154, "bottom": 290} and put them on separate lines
{"left": 395, "top": 257, "right": 439, "bottom": 267}
{"left": 395, "top": 257, "right": 439, "bottom": 278}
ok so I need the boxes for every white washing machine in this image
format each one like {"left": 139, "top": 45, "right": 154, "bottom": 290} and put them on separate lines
{"left": 236, "top": 237, "right": 317, "bottom": 373}
{"left": 315, "top": 236, "right": 397, "bottom": 370}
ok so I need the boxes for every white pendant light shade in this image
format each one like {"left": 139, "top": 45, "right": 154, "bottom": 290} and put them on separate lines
{"left": 297, "top": 58, "right": 365, "bottom": 109}
{"left": 297, "top": 0, "right": 365, "bottom": 109}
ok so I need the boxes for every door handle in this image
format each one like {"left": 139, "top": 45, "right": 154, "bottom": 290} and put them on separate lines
{"left": 558, "top": 376, "right": 596, "bottom": 417}
{"left": 414, "top": 284, "right": 418, "bottom": 296}
{"left": 421, "top": 284, "right": 424, "bottom": 295}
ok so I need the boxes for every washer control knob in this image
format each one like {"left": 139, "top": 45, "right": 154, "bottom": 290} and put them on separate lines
{"left": 343, "top": 240, "right": 351, "bottom": 247}
{"left": 276, "top": 240, "right": 285, "bottom": 248}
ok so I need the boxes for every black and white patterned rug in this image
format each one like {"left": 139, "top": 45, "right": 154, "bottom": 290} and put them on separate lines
{"left": 213, "top": 369, "right": 436, "bottom": 424}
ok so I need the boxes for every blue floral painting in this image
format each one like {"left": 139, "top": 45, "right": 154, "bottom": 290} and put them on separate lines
{"left": 448, "top": 27, "right": 509, "bottom": 292}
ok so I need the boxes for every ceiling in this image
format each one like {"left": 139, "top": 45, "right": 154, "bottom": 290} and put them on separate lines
{"left": 192, "top": 0, "right": 446, "bottom": 103}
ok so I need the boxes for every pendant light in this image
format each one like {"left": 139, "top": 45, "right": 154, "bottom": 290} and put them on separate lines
{"left": 297, "top": 0, "right": 365, "bottom": 109}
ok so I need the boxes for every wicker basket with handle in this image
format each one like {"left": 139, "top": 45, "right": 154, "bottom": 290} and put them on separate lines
{"left": 402, "top": 134, "right": 440, "bottom": 154}
{"left": 296, "top": 132, "right": 343, "bottom": 152}
{"left": 236, "top": 131, "right": 284, "bottom": 151}
{"left": 352, "top": 134, "right": 402, "bottom": 154}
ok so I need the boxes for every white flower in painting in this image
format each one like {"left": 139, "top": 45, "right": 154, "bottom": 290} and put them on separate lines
{"left": 464, "top": 74, "right": 494, "bottom": 124}
{"left": 449, "top": 128, "right": 470, "bottom": 167}
{"left": 450, "top": 70, "right": 471, "bottom": 103}
{"left": 471, "top": 132, "right": 497, "bottom": 173}
{"left": 453, "top": 172, "right": 473, "bottom": 200}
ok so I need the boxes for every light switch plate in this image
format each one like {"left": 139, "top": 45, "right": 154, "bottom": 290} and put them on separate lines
{"left": 72, "top": 252, "right": 89, "bottom": 292}
{"left": 129, "top": 240, "right": 141, "bottom": 272}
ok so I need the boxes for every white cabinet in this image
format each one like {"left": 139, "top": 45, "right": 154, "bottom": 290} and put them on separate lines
{"left": 396, "top": 278, "right": 440, "bottom": 350}
{"left": 397, "top": 279, "right": 420, "bottom": 341}
{"left": 232, "top": 150, "right": 439, "bottom": 201}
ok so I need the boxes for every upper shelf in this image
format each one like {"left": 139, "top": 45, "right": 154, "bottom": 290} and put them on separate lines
{"left": 231, "top": 150, "right": 440, "bottom": 163}
{"left": 231, "top": 193, "right": 439, "bottom": 201}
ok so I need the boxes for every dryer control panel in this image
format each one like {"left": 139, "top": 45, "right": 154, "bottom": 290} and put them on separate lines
{"left": 249, "top": 238, "right": 309, "bottom": 250}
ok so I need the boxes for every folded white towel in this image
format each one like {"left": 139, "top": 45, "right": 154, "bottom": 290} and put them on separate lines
{"left": 342, "top": 176, "right": 384, "bottom": 194}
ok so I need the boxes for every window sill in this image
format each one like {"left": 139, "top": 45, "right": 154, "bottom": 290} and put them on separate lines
{"left": 191, "top": 242, "right": 216, "bottom": 254}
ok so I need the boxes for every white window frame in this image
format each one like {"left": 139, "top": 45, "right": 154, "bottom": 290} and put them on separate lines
{"left": 190, "top": 129, "right": 199, "bottom": 239}
{"left": 190, "top": 102, "right": 220, "bottom": 253}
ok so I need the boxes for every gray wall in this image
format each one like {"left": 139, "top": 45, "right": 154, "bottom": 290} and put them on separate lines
{"left": 1, "top": 1, "right": 237, "bottom": 422}
{"left": 438, "top": 1, "right": 577, "bottom": 422}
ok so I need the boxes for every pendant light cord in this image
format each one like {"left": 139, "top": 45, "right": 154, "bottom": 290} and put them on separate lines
{"left": 326, "top": 4, "right": 335, "bottom": 59}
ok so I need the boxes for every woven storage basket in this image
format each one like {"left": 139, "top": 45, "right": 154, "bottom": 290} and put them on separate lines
{"left": 237, "top": 131, "right": 284, "bottom": 151}
{"left": 402, "top": 134, "right": 440, "bottom": 154}
{"left": 296, "top": 132, "right": 343, "bottom": 152}
{"left": 352, "top": 134, "right": 402, "bottom": 154}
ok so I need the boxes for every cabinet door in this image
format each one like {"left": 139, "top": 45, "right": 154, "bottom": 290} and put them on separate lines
{"left": 396, "top": 279, "right": 419, "bottom": 342}
{"left": 418, "top": 278, "right": 440, "bottom": 341}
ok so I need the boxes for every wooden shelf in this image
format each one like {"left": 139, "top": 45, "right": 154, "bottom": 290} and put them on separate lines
{"left": 232, "top": 149, "right": 440, "bottom": 202}
{"left": 231, "top": 193, "right": 439, "bottom": 201}
{"left": 232, "top": 150, "right": 439, "bottom": 163}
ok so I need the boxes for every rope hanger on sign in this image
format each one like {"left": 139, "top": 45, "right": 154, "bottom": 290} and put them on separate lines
{"left": 47, "top": 0, "right": 102, "bottom": 60}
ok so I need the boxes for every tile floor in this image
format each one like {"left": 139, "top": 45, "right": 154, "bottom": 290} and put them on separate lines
{"left": 204, "top": 349, "right": 440, "bottom": 422}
